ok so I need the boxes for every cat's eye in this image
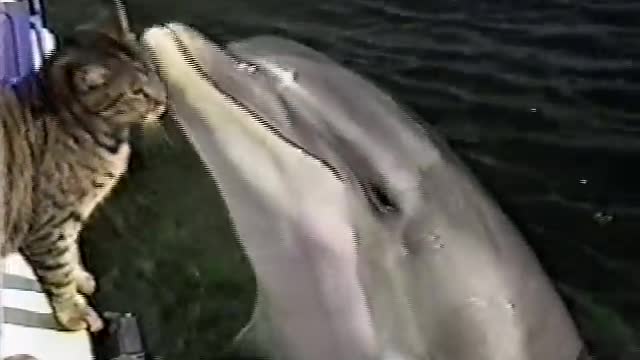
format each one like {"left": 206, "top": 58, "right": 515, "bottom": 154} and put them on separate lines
{"left": 76, "top": 64, "right": 110, "bottom": 91}
{"left": 130, "top": 88, "right": 147, "bottom": 98}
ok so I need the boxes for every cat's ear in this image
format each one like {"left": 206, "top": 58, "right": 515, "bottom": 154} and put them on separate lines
{"left": 76, "top": 1, "right": 134, "bottom": 43}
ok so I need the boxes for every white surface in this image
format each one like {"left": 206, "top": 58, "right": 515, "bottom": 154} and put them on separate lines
{"left": 1, "top": 253, "right": 93, "bottom": 360}
{"left": 30, "top": 26, "right": 56, "bottom": 71}
{"left": 1, "top": 323, "right": 93, "bottom": 360}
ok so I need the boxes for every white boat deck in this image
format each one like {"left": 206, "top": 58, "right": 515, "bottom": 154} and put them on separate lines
{"left": 1, "top": 253, "right": 93, "bottom": 360}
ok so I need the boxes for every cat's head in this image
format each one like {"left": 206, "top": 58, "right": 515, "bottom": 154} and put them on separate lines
{"left": 41, "top": 5, "right": 167, "bottom": 127}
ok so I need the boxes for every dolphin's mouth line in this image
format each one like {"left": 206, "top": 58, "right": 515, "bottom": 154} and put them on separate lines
{"left": 160, "top": 24, "right": 347, "bottom": 182}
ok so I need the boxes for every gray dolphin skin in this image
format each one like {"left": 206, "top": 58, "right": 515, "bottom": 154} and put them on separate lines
{"left": 141, "top": 23, "right": 586, "bottom": 360}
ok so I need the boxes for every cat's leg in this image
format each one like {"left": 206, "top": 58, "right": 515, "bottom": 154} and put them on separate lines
{"left": 69, "top": 239, "right": 97, "bottom": 295}
{"left": 21, "top": 226, "right": 103, "bottom": 332}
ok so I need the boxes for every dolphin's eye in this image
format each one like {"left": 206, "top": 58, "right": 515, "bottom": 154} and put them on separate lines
{"left": 364, "top": 182, "right": 398, "bottom": 214}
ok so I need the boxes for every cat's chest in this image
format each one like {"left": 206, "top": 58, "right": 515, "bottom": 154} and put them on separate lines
{"left": 98, "top": 142, "right": 131, "bottom": 180}
{"left": 76, "top": 143, "right": 131, "bottom": 217}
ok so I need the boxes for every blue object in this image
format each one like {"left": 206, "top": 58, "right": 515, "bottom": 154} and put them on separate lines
{"left": 0, "top": 0, "right": 33, "bottom": 84}
{"left": 0, "top": 0, "right": 55, "bottom": 85}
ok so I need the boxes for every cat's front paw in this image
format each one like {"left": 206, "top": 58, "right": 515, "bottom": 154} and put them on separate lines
{"left": 51, "top": 294, "right": 104, "bottom": 332}
{"left": 74, "top": 269, "right": 97, "bottom": 295}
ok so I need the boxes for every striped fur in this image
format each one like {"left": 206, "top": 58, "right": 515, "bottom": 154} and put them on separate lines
{"left": 0, "top": 18, "right": 167, "bottom": 332}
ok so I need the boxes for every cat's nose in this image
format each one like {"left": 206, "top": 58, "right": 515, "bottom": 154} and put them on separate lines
{"left": 139, "top": 48, "right": 168, "bottom": 104}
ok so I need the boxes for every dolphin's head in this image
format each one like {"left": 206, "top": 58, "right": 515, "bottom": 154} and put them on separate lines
{"left": 142, "top": 23, "right": 447, "bottom": 254}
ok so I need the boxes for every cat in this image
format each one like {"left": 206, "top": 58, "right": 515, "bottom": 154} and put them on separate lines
{"left": 0, "top": 9, "right": 167, "bottom": 332}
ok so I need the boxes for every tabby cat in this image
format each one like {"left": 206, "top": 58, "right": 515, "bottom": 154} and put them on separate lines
{"left": 0, "top": 12, "right": 167, "bottom": 332}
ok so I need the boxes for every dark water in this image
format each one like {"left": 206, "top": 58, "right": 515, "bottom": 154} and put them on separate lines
{"left": 49, "top": 0, "right": 640, "bottom": 359}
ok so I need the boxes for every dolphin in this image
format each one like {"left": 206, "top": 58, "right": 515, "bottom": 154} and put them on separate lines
{"left": 141, "top": 23, "right": 587, "bottom": 360}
